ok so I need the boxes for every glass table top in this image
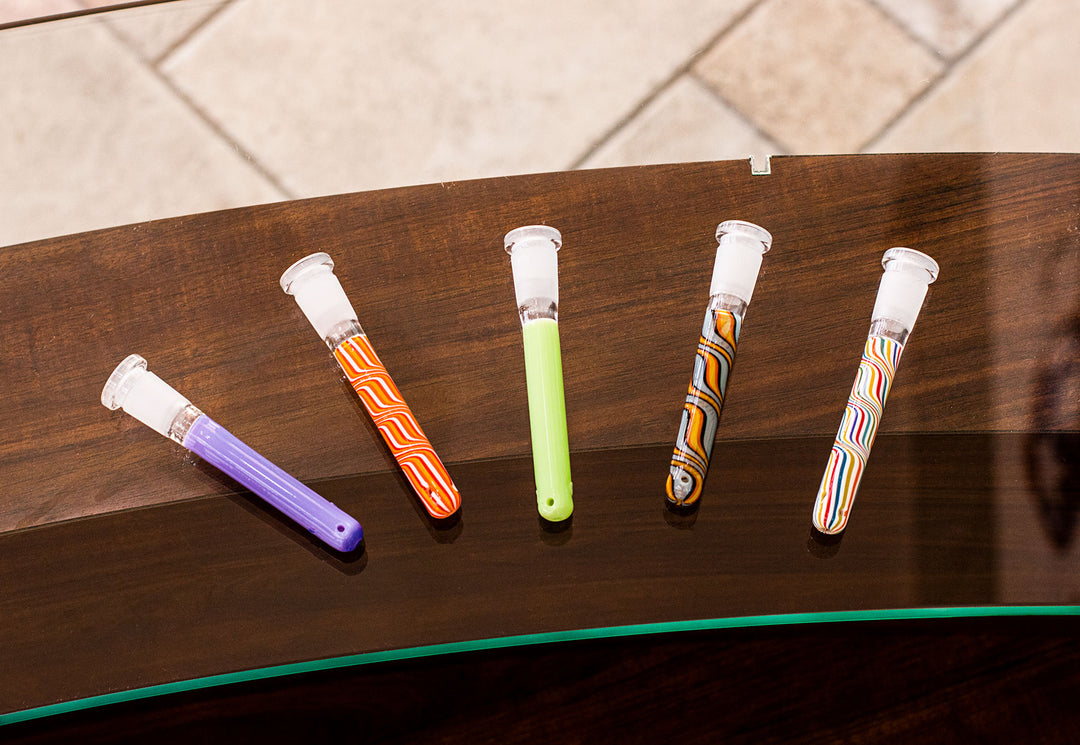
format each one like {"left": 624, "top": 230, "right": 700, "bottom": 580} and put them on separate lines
{"left": 1, "top": 2, "right": 1078, "bottom": 732}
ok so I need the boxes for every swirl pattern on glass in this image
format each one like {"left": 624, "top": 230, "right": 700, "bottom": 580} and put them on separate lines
{"left": 813, "top": 335, "right": 904, "bottom": 534}
{"left": 334, "top": 334, "right": 460, "bottom": 519}
{"left": 666, "top": 308, "right": 741, "bottom": 507}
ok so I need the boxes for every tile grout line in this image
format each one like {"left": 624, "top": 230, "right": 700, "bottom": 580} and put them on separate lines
{"left": 92, "top": 3, "right": 296, "bottom": 200}
{"left": 862, "top": 0, "right": 950, "bottom": 63}
{"left": 679, "top": 0, "right": 794, "bottom": 155}
{"left": 858, "top": 0, "right": 1035, "bottom": 152}
{"left": 686, "top": 67, "right": 790, "bottom": 152}
{"left": 153, "top": 0, "right": 236, "bottom": 67}
{"left": 691, "top": 0, "right": 952, "bottom": 156}
{"left": 687, "top": 68, "right": 790, "bottom": 157}
{"left": 565, "top": 0, "right": 769, "bottom": 170}
{"left": 152, "top": 69, "right": 298, "bottom": 199}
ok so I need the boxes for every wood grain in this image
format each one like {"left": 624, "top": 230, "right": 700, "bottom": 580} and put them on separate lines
{"left": 1, "top": 155, "right": 1079, "bottom": 730}
{"left": 5, "top": 619, "right": 1079, "bottom": 744}
{"left": 1, "top": 154, "right": 1077, "bottom": 532}
{"left": 1, "top": 432, "right": 1075, "bottom": 718}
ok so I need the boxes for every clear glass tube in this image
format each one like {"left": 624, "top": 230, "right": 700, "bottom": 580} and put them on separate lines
{"left": 708, "top": 292, "right": 748, "bottom": 317}
{"left": 324, "top": 318, "right": 365, "bottom": 351}
{"left": 518, "top": 297, "right": 558, "bottom": 324}
{"left": 869, "top": 317, "right": 910, "bottom": 344}
{"left": 666, "top": 221, "right": 772, "bottom": 509}
{"left": 812, "top": 248, "right": 939, "bottom": 535}
{"left": 167, "top": 403, "right": 203, "bottom": 445}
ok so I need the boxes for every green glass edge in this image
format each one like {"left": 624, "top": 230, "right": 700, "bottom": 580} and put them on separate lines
{"left": 4, "top": 605, "right": 1077, "bottom": 726}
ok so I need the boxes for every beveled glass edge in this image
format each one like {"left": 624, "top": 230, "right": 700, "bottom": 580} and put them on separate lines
{"left": 0, "top": 1, "right": 187, "bottom": 32}
{"left": 2, "top": 605, "right": 1077, "bottom": 726}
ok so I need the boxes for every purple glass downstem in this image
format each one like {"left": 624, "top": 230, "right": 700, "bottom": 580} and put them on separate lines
{"left": 101, "top": 354, "right": 362, "bottom": 553}
{"left": 183, "top": 416, "right": 362, "bottom": 552}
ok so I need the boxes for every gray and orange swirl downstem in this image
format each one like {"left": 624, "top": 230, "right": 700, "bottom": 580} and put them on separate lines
{"left": 281, "top": 253, "right": 460, "bottom": 520}
{"left": 666, "top": 221, "right": 772, "bottom": 509}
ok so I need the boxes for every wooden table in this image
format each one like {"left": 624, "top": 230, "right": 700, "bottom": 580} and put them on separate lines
{"left": 2, "top": 155, "right": 1078, "bottom": 742}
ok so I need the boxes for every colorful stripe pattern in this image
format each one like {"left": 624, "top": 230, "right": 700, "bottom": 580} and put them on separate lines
{"left": 666, "top": 308, "right": 741, "bottom": 507}
{"left": 334, "top": 334, "right": 460, "bottom": 519}
{"left": 812, "top": 335, "right": 904, "bottom": 534}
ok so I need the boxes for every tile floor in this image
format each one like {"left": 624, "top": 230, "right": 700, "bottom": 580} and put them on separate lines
{"left": 1, "top": 0, "right": 1077, "bottom": 247}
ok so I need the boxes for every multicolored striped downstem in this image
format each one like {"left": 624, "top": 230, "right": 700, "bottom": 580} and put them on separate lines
{"left": 812, "top": 335, "right": 903, "bottom": 534}
{"left": 334, "top": 333, "right": 460, "bottom": 520}
{"left": 666, "top": 308, "right": 741, "bottom": 507}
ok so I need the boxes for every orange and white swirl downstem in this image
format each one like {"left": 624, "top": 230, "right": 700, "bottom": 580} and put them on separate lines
{"left": 281, "top": 253, "right": 460, "bottom": 520}
{"left": 811, "top": 248, "right": 939, "bottom": 535}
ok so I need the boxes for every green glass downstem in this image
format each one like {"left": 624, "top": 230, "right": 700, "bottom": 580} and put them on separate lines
{"left": 522, "top": 317, "right": 573, "bottom": 521}
{"left": 504, "top": 225, "right": 574, "bottom": 522}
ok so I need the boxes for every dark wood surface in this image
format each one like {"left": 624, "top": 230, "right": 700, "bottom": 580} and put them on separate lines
{"left": 1, "top": 155, "right": 1078, "bottom": 733}
{"left": 1, "top": 432, "right": 1077, "bottom": 723}
{"left": 2, "top": 154, "right": 1078, "bottom": 532}
{"left": 5, "top": 619, "right": 1079, "bottom": 744}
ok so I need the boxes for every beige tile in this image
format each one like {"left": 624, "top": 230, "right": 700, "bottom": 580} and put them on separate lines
{"left": 0, "top": 16, "right": 284, "bottom": 247}
{"left": 581, "top": 75, "right": 782, "bottom": 170}
{"left": 0, "top": 0, "right": 78, "bottom": 24}
{"left": 874, "top": 0, "right": 1020, "bottom": 57}
{"left": 93, "top": 0, "right": 226, "bottom": 62}
{"left": 871, "top": 0, "right": 1080, "bottom": 153}
{"left": 162, "top": 0, "right": 756, "bottom": 196}
{"left": 695, "top": 0, "right": 942, "bottom": 154}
